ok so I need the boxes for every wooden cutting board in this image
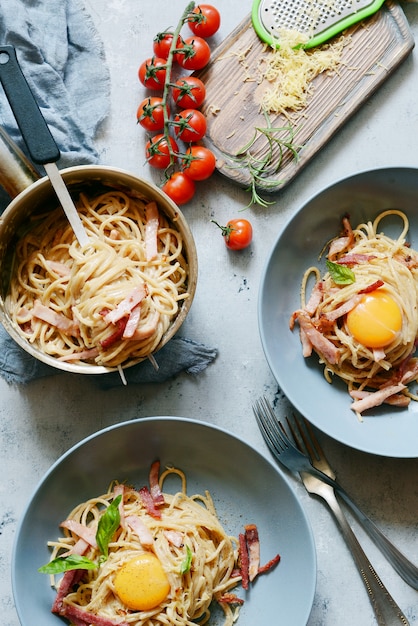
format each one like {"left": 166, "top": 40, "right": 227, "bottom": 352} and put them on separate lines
{"left": 196, "top": 0, "right": 414, "bottom": 194}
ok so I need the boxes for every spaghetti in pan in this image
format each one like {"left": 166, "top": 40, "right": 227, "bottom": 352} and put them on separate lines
{"left": 291, "top": 210, "right": 418, "bottom": 418}
{"left": 5, "top": 190, "right": 190, "bottom": 368}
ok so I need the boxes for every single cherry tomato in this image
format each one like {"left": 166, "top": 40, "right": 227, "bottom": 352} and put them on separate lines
{"left": 172, "top": 76, "right": 206, "bottom": 109}
{"left": 138, "top": 57, "right": 167, "bottom": 90}
{"left": 162, "top": 172, "right": 196, "bottom": 205}
{"left": 153, "top": 32, "right": 179, "bottom": 59}
{"left": 182, "top": 145, "right": 216, "bottom": 181}
{"left": 145, "top": 134, "right": 178, "bottom": 169}
{"left": 176, "top": 36, "right": 211, "bottom": 70}
{"left": 137, "top": 97, "right": 169, "bottom": 132}
{"left": 173, "top": 109, "right": 207, "bottom": 143}
{"left": 212, "top": 218, "right": 253, "bottom": 250}
{"left": 188, "top": 5, "right": 221, "bottom": 38}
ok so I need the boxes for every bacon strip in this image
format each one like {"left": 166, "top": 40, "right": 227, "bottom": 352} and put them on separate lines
{"left": 59, "top": 603, "right": 129, "bottom": 626}
{"left": 328, "top": 215, "right": 354, "bottom": 260}
{"left": 238, "top": 533, "right": 249, "bottom": 590}
{"left": 164, "top": 530, "right": 184, "bottom": 547}
{"left": 350, "top": 389, "right": 410, "bottom": 408}
{"left": 305, "top": 281, "right": 324, "bottom": 315}
{"left": 358, "top": 279, "right": 384, "bottom": 294}
{"left": 218, "top": 593, "right": 245, "bottom": 605}
{"left": 323, "top": 294, "right": 362, "bottom": 322}
{"left": 46, "top": 260, "right": 71, "bottom": 277}
{"left": 335, "top": 253, "right": 376, "bottom": 266}
{"left": 145, "top": 201, "right": 159, "bottom": 262}
{"left": 104, "top": 285, "right": 147, "bottom": 324}
{"left": 132, "top": 310, "right": 160, "bottom": 340}
{"left": 245, "top": 524, "right": 260, "bottom": 582}
{"left": 149, "top": 460, "right": 165, "bottom": 506}
{"left": 125, "top": 515, "right": 154, "bottom": 547}
{"left": 57, "top": 347, "right": 100, "bottom": 362}
{"left": 294, "top": 310, "right": 340, "bottom": 365}
{"left": 258, "top": 553, "right": 281, "bottom": 575}
{"left": 32, "top": 300, "right": 78, "bottom": 335}
{"left": 122, "top": 304, "right": 141, "bottom": 339}
{"left": 52, "top": 539, "right": 89, "bottom": 613}
{"left": 350, "top": 383, "right": 406, "bottom": 414}
{"left": 100, "top": 317, "right": 128, "bottom": 349}
{"left": 59, "top": 520, "right": 97, "bottom": 548}
{"left": 138, "top": 485, "right": 161, "bottom": 519}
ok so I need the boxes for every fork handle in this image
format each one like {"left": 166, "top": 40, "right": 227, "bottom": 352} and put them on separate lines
{"left": 323, "top": 487, "right": 409, "bottom": 625}
{"left": 309, "top": 466, "right": 418, "bottom": 590}
{"left": 336, "top": 486, "right": 418, "bottom": 590}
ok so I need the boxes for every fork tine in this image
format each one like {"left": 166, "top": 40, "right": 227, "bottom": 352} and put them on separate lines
{"left": 287, "top": 414, "right": 319, "bottom": 463}
{"left": 254, "top": 397, "right": 301, "bottom": 454}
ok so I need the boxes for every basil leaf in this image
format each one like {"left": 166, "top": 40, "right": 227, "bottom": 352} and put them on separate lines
{"left": 326, "top": 259, "right": 355, "bottom": 285}
{"left": 96, "top": 494, "right": 122, "bottom": 559}
{"left": 38, "top": 554, "right": 97, "bottom": 574}
{"left": 180, "top": 544, "right": 193, "bottom": 575}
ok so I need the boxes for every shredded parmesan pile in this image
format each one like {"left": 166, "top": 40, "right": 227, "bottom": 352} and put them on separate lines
{"left": 258, "top": 29, "right": 346, "bottom": 116}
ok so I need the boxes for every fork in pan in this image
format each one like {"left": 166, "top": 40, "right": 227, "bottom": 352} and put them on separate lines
{"left": 253, "top": 397, "right": 410, "bottom": 626}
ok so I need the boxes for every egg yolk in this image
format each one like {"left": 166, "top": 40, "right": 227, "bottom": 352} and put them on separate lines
{"left": 114, "top": 553, "right": 170, "bottom": 611}
{"left": 346, "top": 290, "right": 402, "bottom": 348}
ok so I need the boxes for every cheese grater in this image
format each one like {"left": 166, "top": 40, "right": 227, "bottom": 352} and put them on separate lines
{"left": 252, "top": 0, "right": 386, "bottom": 48}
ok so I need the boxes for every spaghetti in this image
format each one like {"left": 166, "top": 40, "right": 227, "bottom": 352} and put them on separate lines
{"left": 291, "top": 210, "right": 418, "bottom": 416}
{"left": 5, "top": 190, "right": 189, "bottom": 368}
{"left": 39, "top": 462, "right": 280, "bottom": 626}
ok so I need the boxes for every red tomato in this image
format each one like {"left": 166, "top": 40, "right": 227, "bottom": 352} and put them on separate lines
{"left": 137, "top": 97, "right": 169, "bottom": 132}
{"left": 176, "top": 36, "right": 211, "bottom": 70}
{"left": 153, "top": 32, "right": 182, "bottom": 58}
{"left": 182, "top": 145, "right": 216, "bottom": 181}
{"left": 212, "top": 218, "right": 253, "bottom": 250}
{"left": 172, "top": 76, "right": 206, "bottom": 109}
{"left": 162, "top": 172, "right": 196, "bottom": 205}
{"left": 173, "top": 109, "right": 207, "bottom": 143}
{"left": 145, "top": 134, "right": 178, "bottom": 169}
{"left": 188, "top": 5, "right": 221, "bottom": 38}
{"left": 138, "top": 57, "right": 167, "bottom": 90}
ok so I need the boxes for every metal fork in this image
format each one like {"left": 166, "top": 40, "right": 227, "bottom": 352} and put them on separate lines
{"left": 287, "top": 412, "right": 418, "bottom": 590}
{"left": 253, "top": 397, "right": 410, "bottom": 626}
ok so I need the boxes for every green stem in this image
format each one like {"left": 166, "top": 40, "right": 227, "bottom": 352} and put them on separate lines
{"left": 161, "top": 1, "right": 195, "bottom": 176}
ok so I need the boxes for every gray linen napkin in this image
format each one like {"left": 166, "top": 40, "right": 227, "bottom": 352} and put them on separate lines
{"left": 0, "top": 0, "right": 217, "bottom": 386}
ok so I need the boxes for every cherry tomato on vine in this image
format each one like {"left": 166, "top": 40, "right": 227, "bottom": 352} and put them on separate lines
{"left": 173, "top": 109, "right": 207, "bottom": 143}
{"left": 153, "top": 32, "right": 183, "bottom": 59}
{"left": 138, "top": 57, "right": 167, "bottom": 90}
{"left": 137, "top": 97, "right": 169, "bottom": 132}
{"left": 188, "top": 5, "right": 221, "bottom": 38}
{"left": 172, "top": 77, "right": 206, "bottom": 109}
{"left": 182, "top": 145, "right": 216, "bottom": 181}
{"left": 145, "top": 134, "right": 178, "bottom": 169}
{"left": 176, "top": 36, "right": 211, "bottom": 70}
{"left": 162, "top": 172, "right": 196, "bottom": 205}
{"left": 212, "top": 218, "right": 253, "bottom": 250}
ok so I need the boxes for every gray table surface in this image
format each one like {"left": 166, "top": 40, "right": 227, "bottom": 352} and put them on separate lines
{"left": 1, "top": 1, "right": 418, "bottom": 624}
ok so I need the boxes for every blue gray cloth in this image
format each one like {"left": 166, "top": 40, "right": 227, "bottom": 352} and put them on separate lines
{"left": 0, "top": 0, "right": 217, "bottom": 385}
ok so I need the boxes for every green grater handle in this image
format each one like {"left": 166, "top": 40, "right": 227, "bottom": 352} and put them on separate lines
{"left": 251, "top": 0, "right": 387, "bottom": 49}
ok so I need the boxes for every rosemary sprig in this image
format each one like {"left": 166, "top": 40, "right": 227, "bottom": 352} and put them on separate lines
{"left": 228, "top": 111, "right": 301, "bottom": 208}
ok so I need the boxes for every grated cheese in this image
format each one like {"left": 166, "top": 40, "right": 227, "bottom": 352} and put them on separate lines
{"left": 258, "top": 29, "right": 347, "bottom": 116}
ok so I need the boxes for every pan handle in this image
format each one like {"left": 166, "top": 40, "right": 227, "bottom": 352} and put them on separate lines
{"left": 0, "top": 45, "right": 60, "bottom": 165}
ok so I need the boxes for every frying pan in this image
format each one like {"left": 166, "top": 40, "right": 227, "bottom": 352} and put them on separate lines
{"left": 0, "top": 52, "right": 197, "bottom": 375}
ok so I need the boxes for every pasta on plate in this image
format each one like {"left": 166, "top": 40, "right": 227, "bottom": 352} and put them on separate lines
{"left": 39, "top": 462, "right": 280, "bottom": 626}
{"left": 5, "top": 190, "right": 189, "bottom": 368}
{"left": 291, "top": 210, "right": 418, "bottom": 417}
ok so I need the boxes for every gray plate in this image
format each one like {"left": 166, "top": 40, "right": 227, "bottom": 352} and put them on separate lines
{"left": 12, "top": 416, "right": 316, "bottom": 625}
{"left": 259, "top": 167, "right": 418, "bottom": 458}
